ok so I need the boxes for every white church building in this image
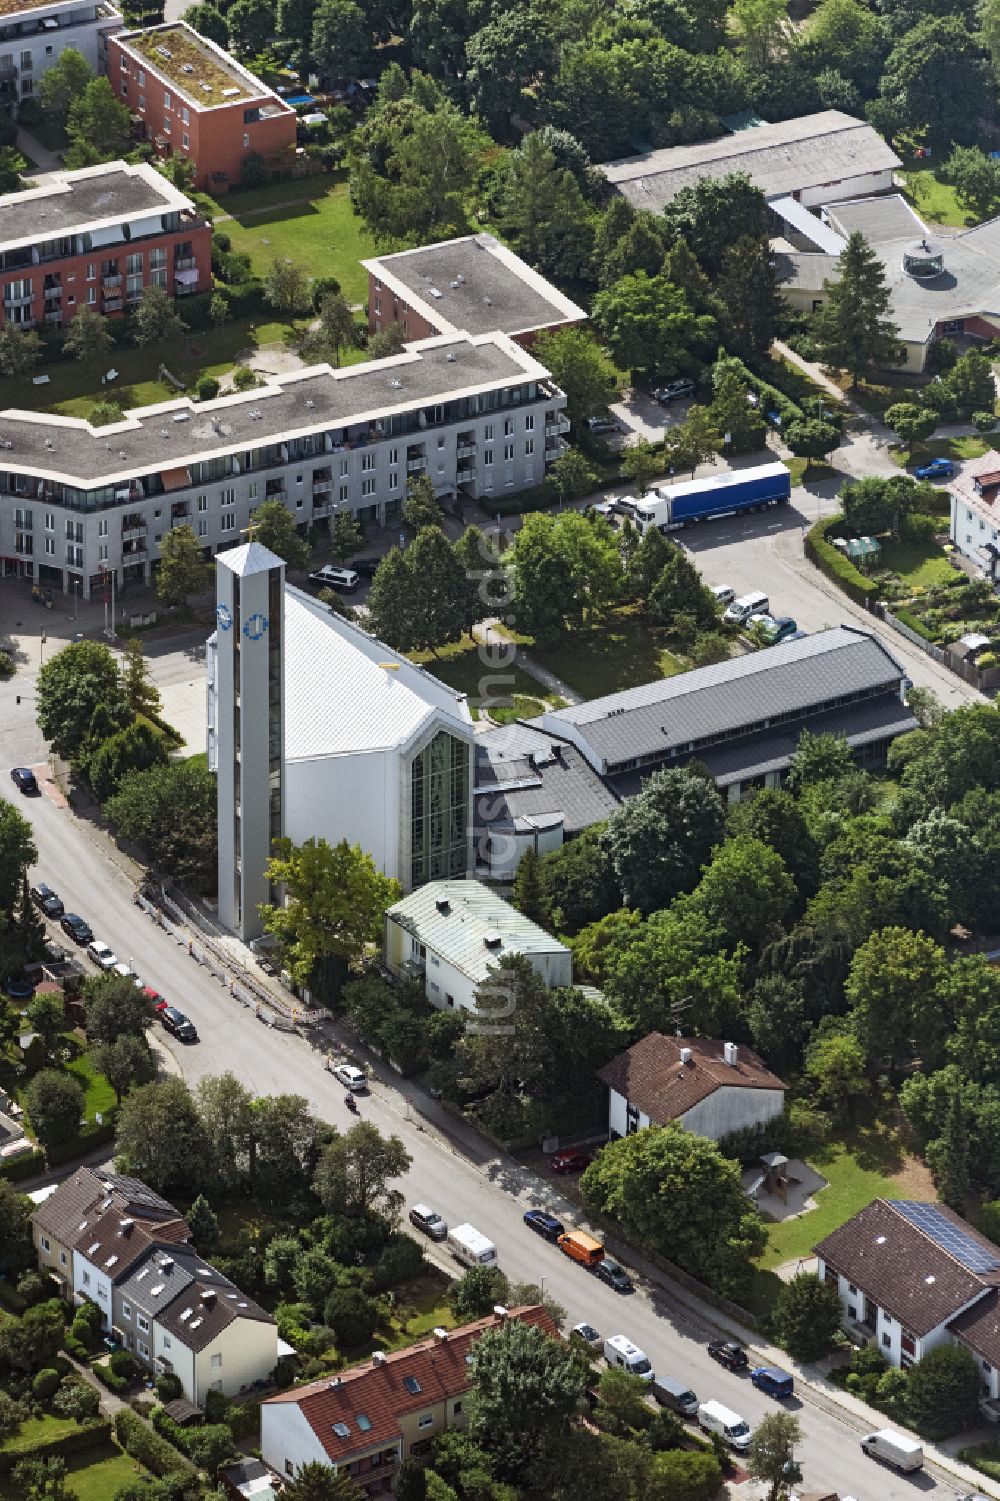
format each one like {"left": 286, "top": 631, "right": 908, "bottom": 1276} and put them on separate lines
{"left": 207, "top": 542, "right": 475, "bottom": 939}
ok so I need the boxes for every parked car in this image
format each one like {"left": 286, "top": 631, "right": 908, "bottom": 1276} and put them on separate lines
{"left": 86, "top": 940, "right": 118, "bottom": 971}
{"left": 749, "top": 612, "right": 799, "bottom": 645}
{"left": 330, "top": 1062, "right": 368, "bottom": 1092}
{"left": 653, "top": 378, "right": 696, "bottom": 404}
{"left": 571, "top": 1322, "right": 602, "bottom": 1352}
{"left": 160, "top": 1006, "right": 198, "bottom": 1042}
{"left": 523, "top": 1209, "right": 565, "bottom": 1242}
{"left": 710, "top": 585, "right": 735, "bottom": 606}
{"left": 409, "top": 1204, "right": 448, "bottom": 1241}
{"left": 550, "top": 1148, "right": 593, "bottom": 1174}
{"left": 914, "top": 456, "right": 954, "bottom": 480}
{"left": 60, "top": 914, "right": 93, "bottom": 945}
{"left": 595, "top": 1258, "right": 633, "bottom": 1293}
{"left": 584, "top": 415, "right": 621, "bottom": 434}
{"left": 708, "top": 1340, "right": 748, "bottom": 1371}
{"left": 751, "top": 1366, "right": 794, "bottom": 1398}
{"left": 112, "top": 962, "right": 143, "bottom": 988}
{"left": 652, "top": 1376, "right": 699, "bottom": 1416}
{"left": 143, "top": 987, "right": 168, "bottom": 1013}
{"left": 10, "top": 766, "right": 39, "bottom": 795}
{"left": 307, "top": 565, "right": 361, "bottom": 593}
{"left": 698, "top": 1400, "right": 752, "bottom": 1451}
{"left": 604, "top": 1335, "right": 654, "bottom": 1381}
{"left": 31, "top": 883, "right": 64, "bottom": 918}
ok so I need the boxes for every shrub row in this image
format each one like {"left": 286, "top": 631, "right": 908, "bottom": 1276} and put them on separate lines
{"left": 47, "top": 1117, "right": 116, "bottom": 1167}
{"left": 0, "top": 1420, "right": 110, "bottom": 1476}
{"left": 93, "top": 1362, "right": 129, "bottom": 1393}
{"left": 894, "top": 608, "right": 937, "bottom": 641}
{"left": 0, "top": 1148, "right": 45, "bottom": 1182}
{"left": 114, "top": 1407, "right": 195, "bottom": 1478}
{"left": 805, "top": 514, "right": 879, "bottom": 607}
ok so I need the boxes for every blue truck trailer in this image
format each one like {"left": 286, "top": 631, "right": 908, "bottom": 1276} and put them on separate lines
{"left": 625, "top": 462, "right": 792, "bottom": 534}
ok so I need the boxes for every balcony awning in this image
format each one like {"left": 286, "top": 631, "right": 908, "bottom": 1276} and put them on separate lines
{"left": 174, "top": 268, "right": 199, "bottom": 286}
{"left": 161, "top": 467, "right": 192, "bottom": 492}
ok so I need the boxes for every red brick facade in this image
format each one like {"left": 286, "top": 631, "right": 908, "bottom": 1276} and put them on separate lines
{"left": 107, "top": 34, "right": 297, "bottom": 192}
{"left": 0, "top": 221, "right": 211, "bottom": 329}
{"left": 367, "top": 275, "right": 438, "bottom": 342}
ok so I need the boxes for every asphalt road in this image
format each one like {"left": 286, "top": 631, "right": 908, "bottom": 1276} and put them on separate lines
{"left": 2, "top": 777, "right": 989, "bottom": 1501}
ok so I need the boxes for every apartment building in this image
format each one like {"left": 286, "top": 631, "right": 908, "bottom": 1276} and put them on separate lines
{"left": 0, "top": 0, "right": 121, "bottom": 114}
{"left": 108, "top": 22, "right": 296, "bottom": 190}
{"left": 0, "top": 329, "right": 568, "bottom": 598}
{"left": 0, "top": 160, "right": 210, "bottom": 332}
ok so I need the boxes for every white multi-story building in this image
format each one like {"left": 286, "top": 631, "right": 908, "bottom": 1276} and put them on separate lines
{"left": 0, "top": 0, "right": 122, "bottom": 112}
{"left": 0, "top": 329, "right": 568, "bottom": 599}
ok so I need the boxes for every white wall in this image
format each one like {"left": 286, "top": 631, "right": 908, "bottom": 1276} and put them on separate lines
{"left": 680, "top": 1086, "right": 784, "bottom": 1142}
{"left": 72, "top": 1255, "right": 112, "bottom": 1328}
{"left": 952, "top": 498, "right": 1000, "bottom": 568}
{"left": 608, "top": 1087, "right": 648, "bottom": 1138}
{"left": 479, "top": 820, "right": 564, "bottom": 881}
{"left": 153, "top": 1321, "right": 195, "bottom": 1400}
{"left": 261, "top": 1400, "right": 333, "bottom": 1479}
{"left": 286, "top": 746, "right": 399, "bottom": 881}
{"left": 194, "top": 1318, "right": 277, "bottom": 1402}
{"left": 798, "top": 169, "right": 896, "bottom": 207}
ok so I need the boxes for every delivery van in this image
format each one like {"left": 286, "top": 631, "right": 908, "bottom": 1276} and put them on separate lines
{"left": 446, "top": 1223, "right": 498, "bottom": 1268}
{"left": 697, "top": 1400, "right": 752, "bottom": 1451}
{"left": 860, "top": 1429, "right": 923, "bottom": 1472}
{"left": 557, "top": 1229, "right": 605, "bottom": 1268}
{"left": 603, "top": 1335, "right": 654, "bottom": 1381}
{"left": 724, "top": 589, "right": 769, "bottom": 625}
{"left": 652, "top": 1375, "right": 699, "bottom": 1416}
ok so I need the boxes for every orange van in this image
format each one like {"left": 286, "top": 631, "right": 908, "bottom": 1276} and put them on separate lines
{"left": 557, "top": 1230, "right": 605, "bottom": 1267}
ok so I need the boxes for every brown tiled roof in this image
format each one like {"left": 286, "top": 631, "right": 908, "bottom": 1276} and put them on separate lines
{"left": 597, "top": 1033, "right": 785, "bottom": 1124}
{"left": 264, "top": 1306, "right": 556, "bottom": 1461}
{"left": 156, "top": 1257, "right": 274, "bottom": 1352}
{"left": 949, "top": 1288, "right": 1000, "bottom": 1367}
{"left": 72, "top": 1202, "right": 190, "bottom": 1282}
{"left": 31, "top": 1166, "right": 105, "bottom": 1245}
{"left": 815, "top": 1199, "right": 1000, "bottom": 1336}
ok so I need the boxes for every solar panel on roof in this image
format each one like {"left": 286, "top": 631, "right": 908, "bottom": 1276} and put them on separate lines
{"left": 890, "top": 1201, "right": 1000, "bottom": 1274}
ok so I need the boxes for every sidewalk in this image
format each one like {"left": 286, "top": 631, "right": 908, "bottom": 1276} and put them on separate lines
{"left": 17, "top": 124, "right": 62, "bottom": 175}
{"left": 472, "top": 618, "right": 582, "bottom": 706}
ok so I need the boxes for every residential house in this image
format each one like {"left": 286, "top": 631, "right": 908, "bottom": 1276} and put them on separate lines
{"left": 70, "top": 1191, "right": 190, "bottom": 1330}
{"left": 260, "top": 1306, "right": 556, "bottom": 1493}
{"left": 815, "top": 1198, "right": 1000, "bottom": 1399}
{"left": 384, "top": 879, "right": 572, "bottom": 1012}
{"left": 0, "top": 0, "right": 121, "bottom": 117}
{"left": 150, "top": 1249, "right": 276, "bottom": 1404}
{"left": 32, "top": 1164, "right": 106, "bottom": 1295}
{"left": 948, "top": 449, "right": 1000, "bottom": 577}
{"left": 598, "top": 1034, "right": 786, "bottom": 1143}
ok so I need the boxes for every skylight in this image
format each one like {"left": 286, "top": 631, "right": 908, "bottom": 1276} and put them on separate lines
{"left": 356, "top": 1414, "right": 372, "bottom": 1431}
{"left": 105, "top": 1254, "right": 119, "bottom": 1268}
{"left": 150, "top": 1284, "right": 165, "bottom": 1297}
{"left": 332, "top": 1422, "right": 351, "bottom": 1438}
{"left": 403, "top": 1376, "right": 422, "bottom": 1394}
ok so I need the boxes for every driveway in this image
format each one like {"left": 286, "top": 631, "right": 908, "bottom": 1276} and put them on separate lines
{"left": 610, "top": 388, "right": 693, "bottom": 444}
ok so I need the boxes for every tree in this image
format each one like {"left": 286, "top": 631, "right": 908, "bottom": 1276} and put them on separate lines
{"left": 0, "top": 802, "right": 36, "bottom": 917}
{"left": 260, "top": 837, "right": 401, "bottom": 995}
{"left": 104, "top": 758, "right": 216, "bottom": 892}
{"left": 131, "top": 284, "right": 186, "bottom": 347}
{"left": 52, "top": 1379, "right": 100, "bottom": 1424}
{"left": 646, "top": 549, "right": 718, "bottom": 632}
{"left": 662, "top": 406, "right": 721, "bottom": 479}
{"left": 395, "top": 1460, "right": 427, "bottom": 1501}
{"left": 689, "top": 836, "right": 795, "bottom": 950}
{"left": 804, "top": 1029, "right": 868, "bottom": 1122}
{"left": 227, "top": 0, "right": 273, "bottom": 54}
{"left": 366, "top": 323, "right": 406, "bottom": 360}
{"left": 330, "top": 510, "right": 364, "bottom": 561}
{"left": 263, "top": 259, "right": 309, "bottom": 314}
{"left": 11, "top": 1455, "right": 79, "bottom": 1501}
{"left": 945, "top": 144, "right": 1000, "bottom": 220}
{"left": 936, "top": 1081, "right": 971, "bottom": 1211}
{"left": 469, "top": 1320, "right": 586, "bottom": 1481}
{"left": 276, "top": 0, "right": 317, "bottom": 69}
{"left": 0, "top": 147, "right": 23, "bottom": 192}
{"left": 550, "top": 448, "right": 597, "bottom": 507}
{"left": 301, "top": 292, "right": 358, "bottom": 368}
{"left": 603, "top": 766, "right": 725, "bottom": 913}
{"left": 507, "top": 511, "right": 622, "bottom": 638}
{"left": 181, "top": 1, "right": 228, "bottom": 42}
{"left": 581, "top": 1123, "right": 765, "bottom": 1292}
{"left": 280, "top": 1462, "right": 364, "bottom": 1500}
{"left": 747, "top": 1412, "right": 802, "bottom": 1501}
{"left": 592, "top": 272, "right": 710, "bottom": 381}
{"left": 708, "top": 367, "right": 766, "bottom": 456}
{"left": 533, "top": 328, "right": 616, "bottom": 428}
{"left": 595, "top": 1366, "right": 653, "bottom": 1435}
{"left": 313, "top": 1120, "right": 411, "bottom": 1220}
{"left": 65, "top": 77, "right": 132, "bottom": 166}
{"left": 0, "top": 1301, "right": 65, "bottom": 1375}
{"left": 538, "top": 825, "right": 620, "bottom": 934}
{"left": 884, "top": 401, "right": 937, "bottom": 448}
{"left": 311, "top": 0, "right": 368, "bottom": 76}
{"left": 494, "top": 133, "right": 594, "bottom": 281}
{"left": 120, "top": 638, "right": 160, "bottom": 719}
{"left": 448, "top": 1265, "right": 510, "bottom": 1321}
{"left": 26, "top": 993, "right": 66, "bottom": 1055}
{"left": 512, "top": 847, "right": 548, "bottom": 926}
{"left": 37, "top": 46, "right": 91, "bottom": 126}
{"left": 92, "top": 1034, "right": 156, "bottom": 1104}
{"left": 210, "top": 291, "right": 230, "bottom": 331}
{"left": 402, "top": 474, "right": 443, "bottom": 532}
{"left": 813, "top": 232, "right": 904, "bottom": 387}
{"left": 846, "top": 926, "right": 947, "bottom": 1079}
{"left": 0, "top": 1181, "right": 34, "bottom": 1277}
{"left": 773, "top": 1272, "right": 842, "bottom": 1361}
{"left": 365, "top": 548, "right": 411, "bottom": 650}
{"left": 88, "top": 720, "right": 168, "bottom": 802}
{"left": 248, "top": 500, "right": 310, "bottom": 571}
{"left": 785, "top": 418, "right": 839, "bottom": 472}
{"left": 25, "top": 1070, "right": 84, "bottom": 1150}
{"left": 718, "top": 235, "right": 785, "bottom": 361}
{"left": 88, "top": 401, "right": 123, "bottom": 428}
{"left": 785, "top": 729, "right": 854, "bottom": 794}
{"left": 942, "top": 348, "right": 997, "bottom": 420}
{"left": 907, "top": 1344, "right": 980, "bottom": 1438}
{"left": 156, "top": 524, "right": 209, "bottom": 608}
{"left": 0, "top": 1390, "right": 27, "bottom": 1447}
{"left": 662, "top": 173, "right": 770, "bottom": 275}
{"left": 466, "top": 16, "right": 555, "bottom": 134}
{"left": 879, "top": 17, "right": 989, "bottom": 153}
{"left": 620, "top": 440, "right": 660, "bottom": 499}
{"left": 0, "top": 323, "right": 43, "bottom": 378}
{"left": 114, "top": 1078, "right": 206, "bottom": 1196}
{"left": 400, "top": 526, "right": 467, "bottom": 651}
{"left": 36, "top": 640, "right": 128, "bottom": 762}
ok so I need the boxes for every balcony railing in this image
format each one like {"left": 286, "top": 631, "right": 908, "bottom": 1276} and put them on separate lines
{"left": 174, "top": 256, "right": 197, "bottom": 270}
{"left": 457, "top": 442, "right": 476, "bottom": 459}
{"left": 4, "top": 290, "right": 33, "bottom": 306}
{"left": 102, "top": 274, "right": 122, "bottom": 288}
{"left": 102, "top": 297, "right": 123, "bottom": 312}
{"left": 545, "top": 416, "right": 570, "bottom": 436}
{"left": 406, "top": 458, "right": 426, "bottom": 472}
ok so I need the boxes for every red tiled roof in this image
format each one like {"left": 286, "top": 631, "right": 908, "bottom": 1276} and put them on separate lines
{"left": 597, "top": 1033, "right": 785, "bottom": 1124}
{"left": 264, "top": 1306, "right": 556, "bottom": 1461}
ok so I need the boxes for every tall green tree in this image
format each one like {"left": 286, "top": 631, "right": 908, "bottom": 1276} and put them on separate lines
{"left": 156, "top": 524, "right": 209, "bottom": 608}
{"left": 281, "top": 1460, "right": 364, "bottom": 1501}
{"left": 465, "top": 11, "right": 557, "bottom": 135}
{"left": 313, "top": 1119, "right": 412, "bottom": 1219}
{"left": 813, "top": 232, "right": 903, "bottom": 387}
{"left": 663, "top": 406, "right": 721, "bottom": 478}
{"left": 399, "top": 525, "right": 468, "bottom": 651}
{"left": 879, "top": 16, "right": 989, "bottom": 152}
{"left": 329, "top": 510, "right": 364, "bottom": 561}
{"left": 92, "top": 1034, "right": 157, "bottom": 1104}
{"left": 946, "top": 144, "right": 1000, "bottom": 220}
{"left": 365, "top": 548, "right": 411, "bottom": 649}
{"left": 688, "top": 836, "right": 795, "bottom": 950}
{"left": 114, "top": 1078, "right": 206, "bottom": 1196}
{"left": 120, "top": 637, "right": 161, "bottom": 719}
{"left": 24, "top": 1071, "right": 84, "bottom": 1150}
{"left": 131, "top": 284, "right": 187, "bottom": 347}
{"left": 846, "top": 925, "right": 947, "bottom": 1078}
{"left": 249, "top": 500, "right": 310, "bottom": 571}
{"left": 180, "top": 2, "right": 228, "bottom": 44}
{"left": 496, "top": 132, "right": 594, "bottom": 281}
{"left": 36, "top": 640, "right": 128, "bottom": 762}
{"left": 747, "top": 1412, "right": 802, "bottom": 1501}
{"left": 104, "top": 758, "right": 217, "bottom": 892}
{"left": 906, "top": 1344, "right": 980, "bottom": 1438}
{"left": 263, "top": 258, "right": 309, "bottom": 314}
{"left": 935, "top": 1081, "right": 971, "bottom": 1211}
{"left": 620, "top": 440, "right": 660, "bottom": 499}
{"left": 276, "top": 0, "right": 316, "bottom": 70}
{"left": 301, "top": 292, "right": 358, "bottom": 367}
{"left": 772, "top": 1272, "right": 842, "bottom": 1361}
{"left": 402, "top": 474, "right": 443, "bottom": 532}
{"left": 593, "top": 272, "right": 710, "bottom": 381}
{"left": 732, "top": 0, "right": 792, "bottom": 66}
{"left": 311, "top": 0, "right": 369, "bottom": 77}
{"left": 37, "top": 46, "right": 91, "bottom": 126}
{"left": 88, "top": 720, "right": 167, "bottom": 802}
{"left": 661, "top": 173, "right": 769, "bottom": 275}
{"left": 0, "top": 803, "right": 36, "bottom": 918}
{"left": 0, "top": 323, "right": 42, "bottom": 379}
{"left": 532, "top": 327, "right": 616, "bottom": 428}
{"left": 469, "top": 1319, "right": 586, "bottom": 1482}
{"left": 507, "top": 510, "right": 622, "bottom": 637}
{"left": 82, "top": 972, "right": 155, "bottom": 1045}
{"left": 62, "top": 307, "right": 112, "bottom": 364}
{"left": 65, "top": 77, "right": 132, "bottom": 166}
{"left": 603, "top": 766, "right": 725, "bottom": 913}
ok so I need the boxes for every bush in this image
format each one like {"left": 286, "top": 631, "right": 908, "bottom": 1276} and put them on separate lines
{"left": 194, "top": 375, "right": 220, "bottom": 401}
{"left": 372, "top": 1233, "right": 425, "bottom": 1291}
{"left": 32, "top": 1369, "right": 60, "bottom": 1401}
{"left": 93, "top": 1362, "right": 129, "bottom": 1393}
{"left": 0, "top": 1419, "right": 111, "bottom": 1476}
{"left": 241, "top": 151, "right": 268, "bottom": 188}
{"left": 109, "top": 1348, "right": 137, "bottom": 1380}
{"left": 231, "top": 364, "right": 259, "bottom": 392}
{"left": 805, "top": 515, "right": 879, "bottom": 607}
{"left": 899, "top": 510, "right": 939, "bottom": 544}
{"left": 115, "top": 1407, "right": 195, "bottom": 1478}
{"left": 324, "top": 1286, "right": 379, "bottom": 1347}
{"left": 0, "top": 1149, "right": 45, "bottom": 1182}
{"left": 155, "top": 1371, "right": 183, "bottom": 1402}
{"left": 212, "top": 230, "right": 231, "bottom": 253}
{"left": 907, "top": 1344, "right": 981, "bottom": 1438}
{"left": 894, "top": 608, "right": 936, "bottom": 642}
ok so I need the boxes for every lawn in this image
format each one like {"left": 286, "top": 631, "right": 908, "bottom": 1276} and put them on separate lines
{"left": 877, "top": 537, "right": 955, "bottom": 589}
{"left": 784, "top": 457, "right": 837, "bottom": 486}
{"left": 209, "top": 174, "right": 376, "bottom": 306}
{"left": 382, "top": 1288, "right": 456, "bottom": 1351}
{"left": 897, "top": 152, "right": 969, "bottom": 227}
{"left": 408, "top": 637, "right": 561, "bottom": 721}
{"left": 890, "top": 434, "right": 992, "bottom": 470}
{"left": 65, "top": 1042, "right": 117, "bottom": 1123}
{"left": 514, "top": 607, "right": 684, "bottom": 700}
{"left": 0, "top": 1440, "right": 142, "bottom": 1501}
{"left": 758, "top": 1130, "right": 933, "bottom": 1270}
{"left": 1, "top": 1412, "right": 83, "bottom": 1455}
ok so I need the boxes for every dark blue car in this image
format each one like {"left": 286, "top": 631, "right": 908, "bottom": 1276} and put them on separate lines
{"left": 915, "top": 457, "right": 954, "bottom": 480}
{"left": 751, "top": 1366, "right": 794, "bottom": 1398}
{"left": 523, "top": 1209, "right": 564, "bottom": 1242}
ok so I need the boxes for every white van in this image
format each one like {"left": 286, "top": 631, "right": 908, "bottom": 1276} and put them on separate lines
{"left": 724, "top": 589, "right": 769, "bottom": 625}
{"left": 603, "top": 1334, "right": 654, "bottom": 1382}
{"left": 308, "top": 564, "right": 361, "bottom": 593}
{"left": 860, "top": 1430, "right": 923, "bottom": 1472}
{"left": 697, "top": 1400, "right": 752, "bottom": 1451}
{"left": 447, "top": 1223, "right": 498, "bottom": 1268}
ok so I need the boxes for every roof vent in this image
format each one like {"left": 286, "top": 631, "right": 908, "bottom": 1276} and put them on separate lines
{"left": 430, "top": 287, "right": 442, "bottom": 299}
{"left": 160, "top": 1257, "right": 174, "bottom": 1272}
{"left": 390, "top": 378, "right": 402, "bottom": 390}
{"left": 182, "top": 62, "right": 193, "bottom": 73}
{"left": 327, "top": 1377, "right": 342, "bottom": 1389}
{"left": 433, "top": 1327, "right": 449, "bottom": 1342}
{"left": 372, "top": 1350, "right": 387, "bottom": 1366}
{"left": 223, "top": 86, "right": 240, "bottom": 97}
{"left": 679, "top": 1046, "right": 692, "bottom": 1065}
{"left": 201, "top": 1289, "right": 216, "bottom": 1306}
{"left": 306, "top": 398, "right": 315, "bottom": 408}
{"left": 484, "top": 934, "right": 502, "bottom": 950}
{"left": 119, "top": 1218, "right": 134, "bottom": 1234}
{"left": 876, "top": 1235, "right": 887, "bottom": 1245}
{"left": 435, "top": 898, "right": 451, "bottom": 916}
{"left": 156, "top": 44, "right": 172, "bottom": 58}
{"left": 450, "top": 280, "right": 460, "bottom": 289}
{"left": 493, "top": 1304, "right": 508, "bottom": 1322}
{"left": 456, "top": 274, "right": 465, "bottom": 284}
{"left": 483, "top": 295, "right": 492, "bottom": 305}
{"left": 446, "top": 352, "right": 456, "bottom": 362}
{"left": 723, "top": 1041, "right": 738, "bottom": 1066}
{"left": 925, "top": 1274, "right": 936, "bottom": 1284}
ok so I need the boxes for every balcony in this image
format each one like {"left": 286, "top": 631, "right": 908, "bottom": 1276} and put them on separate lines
{"left": 123, "top": 542, "right": 147, "bottom": 560}
{"left": 312, "top": 470, "right": 332, "bottom": 493}
{"left": 102, "top": 297, "right": 123, "bottom": 313}
{"left": 102, "top": 274, "right": 122, "bottom": 288}
{"left": 43, "top": 286, "right": 62, "bottom": 302}
{"left": 174, "top": 256, "right": 197, "bottom": 271}
{"left": 4, "top": 290, "right": 33, "bottom": 307}
{"left": 545, "top": 416, "right": 570, "bottom": 437}
{"left": 545, "top": 437, "right": 568, "bottom": 455}
{"left": 265, "top": 482, "right": 285, "bottom": 500}
{"left": 121, "top": 519, "right": 146, "bottom": 541}
{"left": 43, "top": 311, "right": 62, "bottom": 325}
{"left": 406, "top": 457, "right": 426, "bottom": 473}
{"left": 456, "top": 442, "right": 476, "bottom": 459}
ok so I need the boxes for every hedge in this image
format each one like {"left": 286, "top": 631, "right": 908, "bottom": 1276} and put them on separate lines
{"left": 0, "top": 1420, "right": 111, "bottom": 1476}
{"left": 805, "top": 514, "right": 880, "bottom": 607}
{"left": 114, "top": 1407, "right": 195, "bottom": 1478}
{"left": 894, "top": 608, "right": 936, "bottom": 641}
{"left": 47, "top": 1118, "right": 116, "bottom": 1167}
{"left": 0, "top": 1148, "right": 45, "bottom": 1182}
{"left": 93, "top": 1362, "right": 129, "bottom": 1393}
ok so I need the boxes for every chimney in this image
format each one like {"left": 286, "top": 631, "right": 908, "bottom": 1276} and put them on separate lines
{"left": 372, "top": 1350, "right": 387, "bottom": 1366}
{"left": 433, "top": 1327, "right": 449, "bottom": 1343}
{"left": 679, "top": 1047, "right": 692, "bottom": 1065}
{"left": 160, "top": 1257, "right": 174, "bottom": 1273}
{"left": 118, "top": 1218, "right": 134, "bottom": 1236}
{"left": 492, "top": 1305, "right": 508, "bottom": 1323}
{"left": 200, "top": 1289, "right": 216, "bottom": 1307}
{"left": 723, "top": 1042, "right": 738, "bottom": 1067}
